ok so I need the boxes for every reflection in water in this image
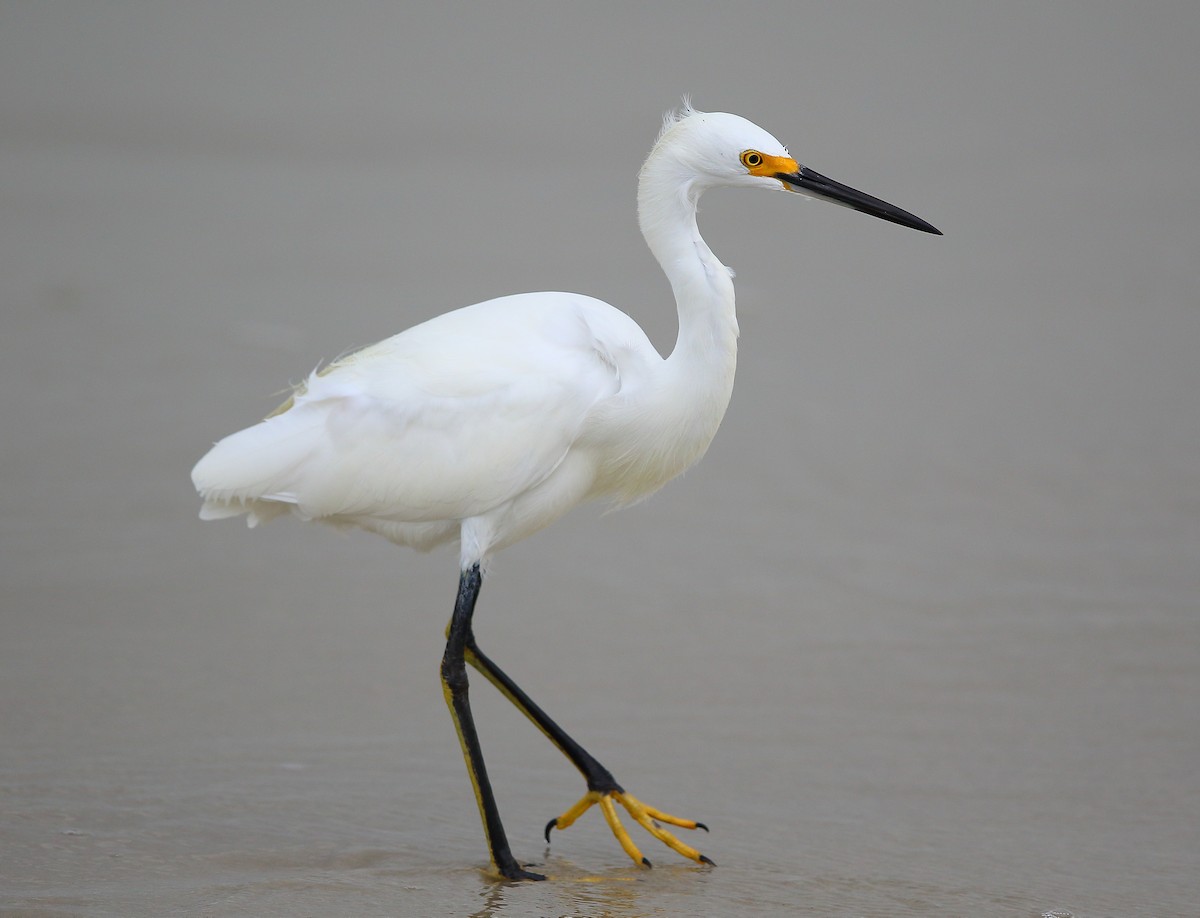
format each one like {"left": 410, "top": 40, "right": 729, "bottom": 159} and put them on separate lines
{"left": 468, "top": 860, "right": 692, "bottom": 918}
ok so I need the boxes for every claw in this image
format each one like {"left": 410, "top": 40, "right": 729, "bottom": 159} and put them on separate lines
{"left": 545, "top": 788, "right": 712, "bottom": 868}
{"left": 599, "top": 794, "right": 647, "bottom": 865}
{"left": 494, "top": 858, "right": 546, "bottom": 882}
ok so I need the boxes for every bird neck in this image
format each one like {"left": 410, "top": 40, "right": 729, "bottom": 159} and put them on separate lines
{"left": 577, "top": 155, "right": 741, "bottom": 504}
{"left": 637, "top": 155, "right": 739, "bottom": 386}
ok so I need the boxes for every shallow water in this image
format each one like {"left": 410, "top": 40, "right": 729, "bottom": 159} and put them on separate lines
{"left": 3, "top": 4, "right": 1199, "bottom": 916}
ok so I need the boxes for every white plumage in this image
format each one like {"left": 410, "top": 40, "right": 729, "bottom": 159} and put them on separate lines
{"left": 193, "top": 107, "right": 820, "bottom": 567}
{"left": 191, "top": 105, "right": 938, "bottom": 878}
{"left": 194, "top": 290, "right": 667, "bottom": 555}
{"left": 194, "top": 106, "right": 939, "bottom": 566}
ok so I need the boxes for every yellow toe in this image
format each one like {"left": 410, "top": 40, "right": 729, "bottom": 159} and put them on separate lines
{"left": 546, "top": 788, "right": 712, "bottom": 868}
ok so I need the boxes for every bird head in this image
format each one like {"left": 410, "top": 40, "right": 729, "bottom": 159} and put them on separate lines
{"left": 650, "top": 105, "right": 941, "bottom": 235}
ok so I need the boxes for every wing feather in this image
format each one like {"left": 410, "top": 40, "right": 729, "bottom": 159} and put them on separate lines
{"left": 192, "top": 293, "right": 640, "bottom": 531}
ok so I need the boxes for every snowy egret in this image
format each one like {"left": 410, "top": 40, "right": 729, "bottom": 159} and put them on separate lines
{"left": 192, "top": 103, "right": 940, "bottom": 880}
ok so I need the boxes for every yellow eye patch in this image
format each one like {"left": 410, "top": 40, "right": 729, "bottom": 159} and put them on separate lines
{"left": 740, "top": 149, "right": 799, "bottom": 178}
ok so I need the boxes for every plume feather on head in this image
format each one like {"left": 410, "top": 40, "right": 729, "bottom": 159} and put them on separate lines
{"left": 655, "top": 96, "right": 700, "bottom": 145}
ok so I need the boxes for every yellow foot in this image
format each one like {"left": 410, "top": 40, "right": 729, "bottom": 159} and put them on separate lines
{"left": 544, "top": 790, "right": 715, "bottom": 868}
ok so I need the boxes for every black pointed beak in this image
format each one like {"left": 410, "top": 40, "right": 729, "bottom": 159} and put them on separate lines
{"left": 778, "top": 165, "right": 942, "bottom": 235}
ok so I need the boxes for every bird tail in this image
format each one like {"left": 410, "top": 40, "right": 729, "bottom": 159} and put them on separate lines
{"left": 191, "top": 405, "right": 323, "bottom": 527}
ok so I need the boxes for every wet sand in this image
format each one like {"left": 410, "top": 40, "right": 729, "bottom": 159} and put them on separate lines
{"left": 2, "top": 4, "right": 1198, "bottom": 916}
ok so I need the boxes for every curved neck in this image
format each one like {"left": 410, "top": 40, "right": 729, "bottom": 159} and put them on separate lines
{"left": 582, "top": 146, "right": 741, "bottom": 502}
{"left": 637, "top": 155, "right": 739, "bottom": 371}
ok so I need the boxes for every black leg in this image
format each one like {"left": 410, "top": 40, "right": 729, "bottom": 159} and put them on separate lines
{"left": 463, "top": 624, "right": 712, "bottom": 869}
{"left": 443, "top": 564, "right": 712, "bottom": 871}
{"left": 441, "top": 564, "right": 545, "bottom": 881}
{"left": 464, "top": 639, "right": 621, "bottom": 796}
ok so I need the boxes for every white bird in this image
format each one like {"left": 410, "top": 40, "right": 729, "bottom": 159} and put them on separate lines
{"left": 192, "top": 103, "right": 940, "bottom": 880}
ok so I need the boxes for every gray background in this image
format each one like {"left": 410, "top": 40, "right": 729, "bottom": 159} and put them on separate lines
{"left": 2, "top": 3, "right": 1197, "bottom": 916}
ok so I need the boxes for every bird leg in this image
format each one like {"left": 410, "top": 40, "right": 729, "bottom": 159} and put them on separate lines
{"left": 441, "top": 564, "right": 545, "bottom": 881}
{"left": 461, "top": 612, "right": 714, "bottom": 870}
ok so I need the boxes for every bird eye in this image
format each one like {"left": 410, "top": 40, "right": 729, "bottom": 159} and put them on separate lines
{"left": 740, "top": 150, "right": 764, "bottom": 169}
